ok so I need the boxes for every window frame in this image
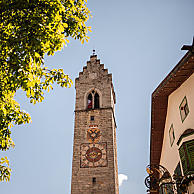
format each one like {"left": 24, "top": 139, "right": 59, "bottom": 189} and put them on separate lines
{"left": 179, "top": 96, "right": 189, "bottom": 123}
{"left": 179, "top": 139, "right": 194, "bottom": 176}
{"left": 86, "top": 90, "right": 100, "bottom": 110}
{"left": 169, "top": 124, "right": 175, "bottom": 147}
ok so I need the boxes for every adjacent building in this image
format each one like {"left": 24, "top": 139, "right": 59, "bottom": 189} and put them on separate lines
{"left": 149, "top": 42, "right": 194, "bottom": 193}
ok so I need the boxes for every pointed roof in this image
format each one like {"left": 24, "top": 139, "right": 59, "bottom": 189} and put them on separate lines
{"left": 75, "top": 53, "right": 116, "bottom": 104}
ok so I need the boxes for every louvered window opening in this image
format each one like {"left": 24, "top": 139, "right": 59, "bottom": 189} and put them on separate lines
{"left": 179, "top": 139, "right": 194, "bottom": 176}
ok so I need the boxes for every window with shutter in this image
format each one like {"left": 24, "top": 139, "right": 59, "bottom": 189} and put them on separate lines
{"left": 179, "top": 139, "right": 194, "bottom": 176}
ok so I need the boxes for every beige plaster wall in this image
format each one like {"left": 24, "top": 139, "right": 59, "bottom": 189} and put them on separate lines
{"left": 160, "top": 73, "right": 194, "bottom": 176}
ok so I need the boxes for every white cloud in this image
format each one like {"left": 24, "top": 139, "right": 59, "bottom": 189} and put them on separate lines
{"left": 118, "top": 174, "right": 128, "bottom": 187}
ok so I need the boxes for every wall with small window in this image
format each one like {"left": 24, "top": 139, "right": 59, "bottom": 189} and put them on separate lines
{"left": 160, "top": 73, "right": 194, "bottom": 176}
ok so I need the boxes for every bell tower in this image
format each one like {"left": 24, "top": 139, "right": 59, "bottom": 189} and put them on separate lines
{"left": 71, "top": 53, "right": 119, "bottom": 194}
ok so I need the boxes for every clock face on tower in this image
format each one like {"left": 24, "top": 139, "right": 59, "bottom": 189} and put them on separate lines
{"left": 80, "top": 143, "right": 107, "bottom": 168}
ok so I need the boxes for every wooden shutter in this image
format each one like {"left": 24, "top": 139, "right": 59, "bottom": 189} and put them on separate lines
{"left": 179, "top": 140, "right": 194, "bottom": 175}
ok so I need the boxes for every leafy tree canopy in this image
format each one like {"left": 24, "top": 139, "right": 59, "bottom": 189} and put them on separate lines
{"left": 0, "top": 0, "right": 91, "bottom": 181}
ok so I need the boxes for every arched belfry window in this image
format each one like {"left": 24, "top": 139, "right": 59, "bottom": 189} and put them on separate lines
{"left": 87, "top": 93, "right": 92, "bottom": 109}
{"left": 87, "top": 90, "right": 100, "bottom": 109}
{"left": 94, "top": 93, "right": 99, "bottom": 108}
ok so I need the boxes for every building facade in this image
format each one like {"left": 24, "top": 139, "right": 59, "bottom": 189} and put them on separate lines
{"left": 71, "top": 54, "right": 119, "bottom": 194}
{"left": 148, "top": 43, "right": 194, "bottom": 194}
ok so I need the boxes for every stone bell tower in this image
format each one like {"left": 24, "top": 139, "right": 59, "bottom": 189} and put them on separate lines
{"left": 71, "top": 53, "right": 119, "bottom": 194}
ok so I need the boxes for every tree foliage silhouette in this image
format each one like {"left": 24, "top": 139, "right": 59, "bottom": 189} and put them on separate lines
{"left": 0, "top": 0, "right": 91, "bottom": 181}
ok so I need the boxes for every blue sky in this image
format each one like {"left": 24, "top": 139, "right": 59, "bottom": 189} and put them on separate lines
{"left": 1, "top": 0, "right": 194, "bottom": 193}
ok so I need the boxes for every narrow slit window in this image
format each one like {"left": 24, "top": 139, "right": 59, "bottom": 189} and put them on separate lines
{"left": 94, "top": 93, "right": 99, "bottom": 108}
{"left": 87, "top": 93, "right": 92, "bottom": 109}
{"left": 92, "top": 177, "right": 96, "bottom": 184}
{"left": 91, "top": 116, "right": 94, "bottom": 121}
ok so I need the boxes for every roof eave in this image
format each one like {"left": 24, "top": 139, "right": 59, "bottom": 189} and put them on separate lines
{"left": 150, "top": 51, "right": 194, "bottom": 165}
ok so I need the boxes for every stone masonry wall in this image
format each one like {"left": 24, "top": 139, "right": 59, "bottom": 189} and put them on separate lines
{"left": 71, "top": 55, "right": 119, "bottom": 194}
